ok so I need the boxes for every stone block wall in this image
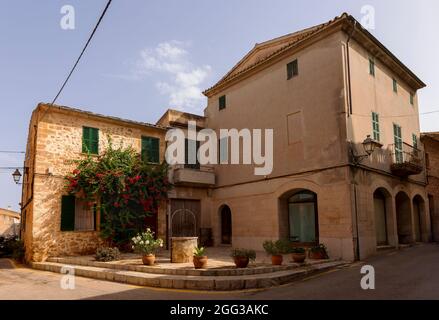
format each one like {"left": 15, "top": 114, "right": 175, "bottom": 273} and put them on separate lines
{"left": 23, "top": 105, "right": 169, "bottom": 261}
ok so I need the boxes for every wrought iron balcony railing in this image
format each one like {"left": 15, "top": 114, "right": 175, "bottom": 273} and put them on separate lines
{"left": 389, "top": 142, "right": 423, "bottom": 177}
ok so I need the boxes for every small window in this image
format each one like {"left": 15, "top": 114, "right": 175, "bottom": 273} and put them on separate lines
{"left": 141, "top": 136, "right": 160, "bottom": 163}
{"left": 369, "top": 58, "right": 375, "bottom": 76}
{"left": 287, "top": 59, "right": 298, "bottom": 80}
{"left": 372, "top": 112, "right": 380, "bottom": 142}
{"left": 185, "top": 139, "right": 200, "bottom": 169}
{"left": 393, "top": 78, "right": 398, "bottom": 93}
{"left": 412, "top": 133, "right": 418, "bottom": 149}
{"left": 82, "top": 127, "right": 99, "bottom": 154}
{"left": 410, "top": 93, "right": 414, "bottom": 105}
{"left": 219, "top": 95, "right": 226, "bottom": 110}
{"left": 61, "top": 195, "right": 96, "bottom": 232}
{"left": 219, "top": 137, "right": 228, "bottom": 164}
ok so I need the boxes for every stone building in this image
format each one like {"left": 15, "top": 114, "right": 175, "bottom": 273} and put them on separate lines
{"left": 201, "top": 12, "right": 430, "bottom": 261}
{"left": 421, "top": 132, "right": 439, "bottom": 241}
{"left": 22, "top": 13, "right": 433, "bottom": 262}
{"left": 0, "top": 207, "right": 20, "bottom": 237}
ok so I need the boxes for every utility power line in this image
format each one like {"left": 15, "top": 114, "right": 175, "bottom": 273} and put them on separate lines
{"left": 51, "top": 0, "right": 113, "bottom": 105}
{"left": 0, "top": 151, "right": 25, "bottom": 154}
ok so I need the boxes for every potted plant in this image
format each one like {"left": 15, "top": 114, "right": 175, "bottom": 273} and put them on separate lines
{"left": 291, "top": 247, "right": 306, "bottom": 263}
{"left": 193, "top": 246, "right": 208, "bottom": 269}
{"left": 131, "top": 228, "right": 164, "bottom": 265}
{"left": 263, "top": 239, "right": 291, "bottom": 266}
{"left": 309, "top": 244, "right": 329, "bottom": 260}
{"left": 230, "top": 248, "right": 256, "bottom": 268}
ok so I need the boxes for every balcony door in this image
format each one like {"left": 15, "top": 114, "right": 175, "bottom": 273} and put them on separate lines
{"left": 393, "top": 124, "right": 403, "bottom": 163}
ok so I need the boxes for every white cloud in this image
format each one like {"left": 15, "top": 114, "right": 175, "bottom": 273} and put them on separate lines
{"left": 128, "top": 41, "right": 211, "bottom": 112}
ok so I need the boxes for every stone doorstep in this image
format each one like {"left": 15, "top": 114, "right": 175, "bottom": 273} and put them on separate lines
{"left": 30, "top": 261, "right": 349, "bottom": 291}
{"left": 46, "top": 256, "right": 338, "bottom": 277}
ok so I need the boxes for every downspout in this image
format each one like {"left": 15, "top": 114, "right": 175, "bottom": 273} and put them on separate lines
{"left": 346, "top": 20, "right": 361, "bottom": 261}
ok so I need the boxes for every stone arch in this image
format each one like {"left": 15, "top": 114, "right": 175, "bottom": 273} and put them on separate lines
{"left": 373, "top": 187, "right": 395, "bottom": 246}
{"left": 412, "top": 194, "right": 427, "bottom": 242}
{"left": 218, "top": 204, "right": 232, "bottom": 245}
{"left": 395, "top": 191, "right": 413, "bottom": 244}
{"left": 279, "top": 188, "right": 319, "bottom": 244}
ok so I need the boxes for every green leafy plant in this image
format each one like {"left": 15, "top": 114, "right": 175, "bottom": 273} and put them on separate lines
{"left": 131, "top": 229, "right": 164, "bottom": 255}
{"left": 230, "top": 248, "right": 256, "bottom": 262}
{"left": 193, "top": 246, "right": 206, "bottom": 257}
{"left": 291, "top": 247, "right": 306, "bottom": 254}
{"left": 95, "top": 247, "right": 121, "bottom": 262}
{"left": 263, "top": 239, "right": 292, "bottom": 255}
{"left": 0, "top": 236, "right": 24, "bottom": 262}
{"left": 65, "top": 142, "right": 172, "bottom": 247}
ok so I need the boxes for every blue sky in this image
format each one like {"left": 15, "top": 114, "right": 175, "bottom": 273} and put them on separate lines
{"left": 1, "top": 0, "right": 439, "bottom": 211}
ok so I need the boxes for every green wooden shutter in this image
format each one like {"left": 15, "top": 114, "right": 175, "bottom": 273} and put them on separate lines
{"left": 412, "top": 134, "right": 418, "bottom": 149}
{"left": 90, "top": 128, "right": 99, "bottom": 154}
{"left": 369, "top": 58, "right": 375, "bottom": 76}
{"left": 372, "top": 112, "right": 380, "bottom": 142}
{"left": 61, "top": 195, "right": 75, "bottom": 231}
{"left": 410, "top": 93, "right": 414, "bottom": 105}
{"left": 82, "top": 127, "right": 90, "bottom": 153}
{"left": 82, "top": 127, "right": 99, "bottom": 154}
{"left": 393, "top": 79, "right": 398, "bottom": 93}
{"left": 142, "top": 136, "right": 160, "bottom": 163}
{"left": 219, "top": 95, "right": 226, "bottom": 110}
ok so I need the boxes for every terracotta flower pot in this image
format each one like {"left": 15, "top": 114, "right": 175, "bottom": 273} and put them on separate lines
{"left": 292, "top": 253, "right": 306, "bottom": 263}
{"left": 193, "top": 256, "right": 208, "bottom": 269}
{"left": 309, "top": 251, "right": 325, "bottom": 260}
{"left": 233, "top": 256, "right": 250, "bottom": 268}
{"left": 271, "top": 255, "right": 283, "bottom": 266}
{"left": 142, "top": 254, "right": 156, "bottom": 265}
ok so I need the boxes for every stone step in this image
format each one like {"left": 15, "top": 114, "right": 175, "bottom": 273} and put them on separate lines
{"left": 31, "top": 260, "right": 348, "bottom": 291}
{"left": 46, "top": 256, "right": 339, "bottom": 277}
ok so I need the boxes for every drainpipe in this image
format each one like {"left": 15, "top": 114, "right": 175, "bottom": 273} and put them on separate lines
{"left": 346, "top": 20, "right": 361, "bottom": 260}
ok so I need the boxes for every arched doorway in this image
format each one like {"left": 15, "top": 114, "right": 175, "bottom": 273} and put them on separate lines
{"left": 374, "top": 189, "right": 388, "bottom": 246}
{"left": 396, "top": 191, "right": 412, "bottom": 244}
{"left": 220, "top": 205, "right": 232, "bottom": 245}
{"left": 288, "top": 190, "right": 318, "bottom": 245}
{"left": 413, "top": 195, "right": 425, "bottom": 242}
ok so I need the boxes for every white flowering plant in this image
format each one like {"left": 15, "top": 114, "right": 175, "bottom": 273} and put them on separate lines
{"left": 131, "top": 229, "right": 164, "bottom": 255}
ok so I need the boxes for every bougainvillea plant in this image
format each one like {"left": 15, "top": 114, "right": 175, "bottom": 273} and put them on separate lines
{"left": 65, "top": 142, "right": 171, "bottom": 247}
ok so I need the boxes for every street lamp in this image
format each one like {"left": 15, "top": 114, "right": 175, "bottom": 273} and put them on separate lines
{"left": 351, "top": 135, "right": 383, "bottom": 165}
{"left": 12, "top": 169, "right": 22, "bottom": 184}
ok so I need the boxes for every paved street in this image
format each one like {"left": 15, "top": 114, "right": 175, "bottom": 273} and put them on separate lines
{"left": 1, "top": 243, "right": 438, "bottom": 300}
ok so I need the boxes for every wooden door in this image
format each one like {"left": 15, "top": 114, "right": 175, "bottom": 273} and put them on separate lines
{"left": 170, "top": 199, "right": 200, "bottom": 237}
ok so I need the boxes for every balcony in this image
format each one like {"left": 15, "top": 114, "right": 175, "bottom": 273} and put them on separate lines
{"left": 172, "top": 164, "right": 215, "bottom": 187}
{"left": 390, "top": 143, "right": 423, "bottom": 177}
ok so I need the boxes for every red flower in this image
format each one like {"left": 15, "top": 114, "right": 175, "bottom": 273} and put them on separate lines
{"left": 114, "top": 202, "right": 120, "bottom": 208}
{"left": 73, "top": 169, "right": 80, "bottom": 175}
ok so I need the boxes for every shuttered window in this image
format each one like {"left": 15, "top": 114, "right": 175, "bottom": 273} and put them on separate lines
{"left": 82, "top": 127, "right": 99, "bottom": 154}
{"left": 61, "top": 196, "right": 96, "bottom": 231}
{"left": 372, "top": 112, "right": 380, "bottom": 142}
{"left": 410, "top": 93, "right": 414, "bottom": 105}
{"left": 219, "top": 95, "right": 226, "bottom": 110}
{"left": 287, "top": 59, "right": 298, "bottom": 80}
{"left": 412, "top": 133, "right": 418, "bottom": 149}
{"left": 74, "top": 200, "right": 95, "bottom": 231}
{"left": 393, "top": 124, "right": 403, "bottom": 163}
{"left": 141, "top": 136, "right": 160, "bottom": 163}
{"left": 369, "top": 58, "right": 375, "bottom": 76}
{"left": 185, "top": 139, "right": 200, "bottom": 169}
{"left": 393, "top": 78, "right": 398, "bottom": 93}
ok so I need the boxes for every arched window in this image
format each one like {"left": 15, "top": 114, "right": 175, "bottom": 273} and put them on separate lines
{"left": 288, "top": 190, "right": 318, "bottom": 244}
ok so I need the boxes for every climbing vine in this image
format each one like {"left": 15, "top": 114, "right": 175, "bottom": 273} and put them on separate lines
{"left": 65, "top": 143, "right": 171, "bottom": 247}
